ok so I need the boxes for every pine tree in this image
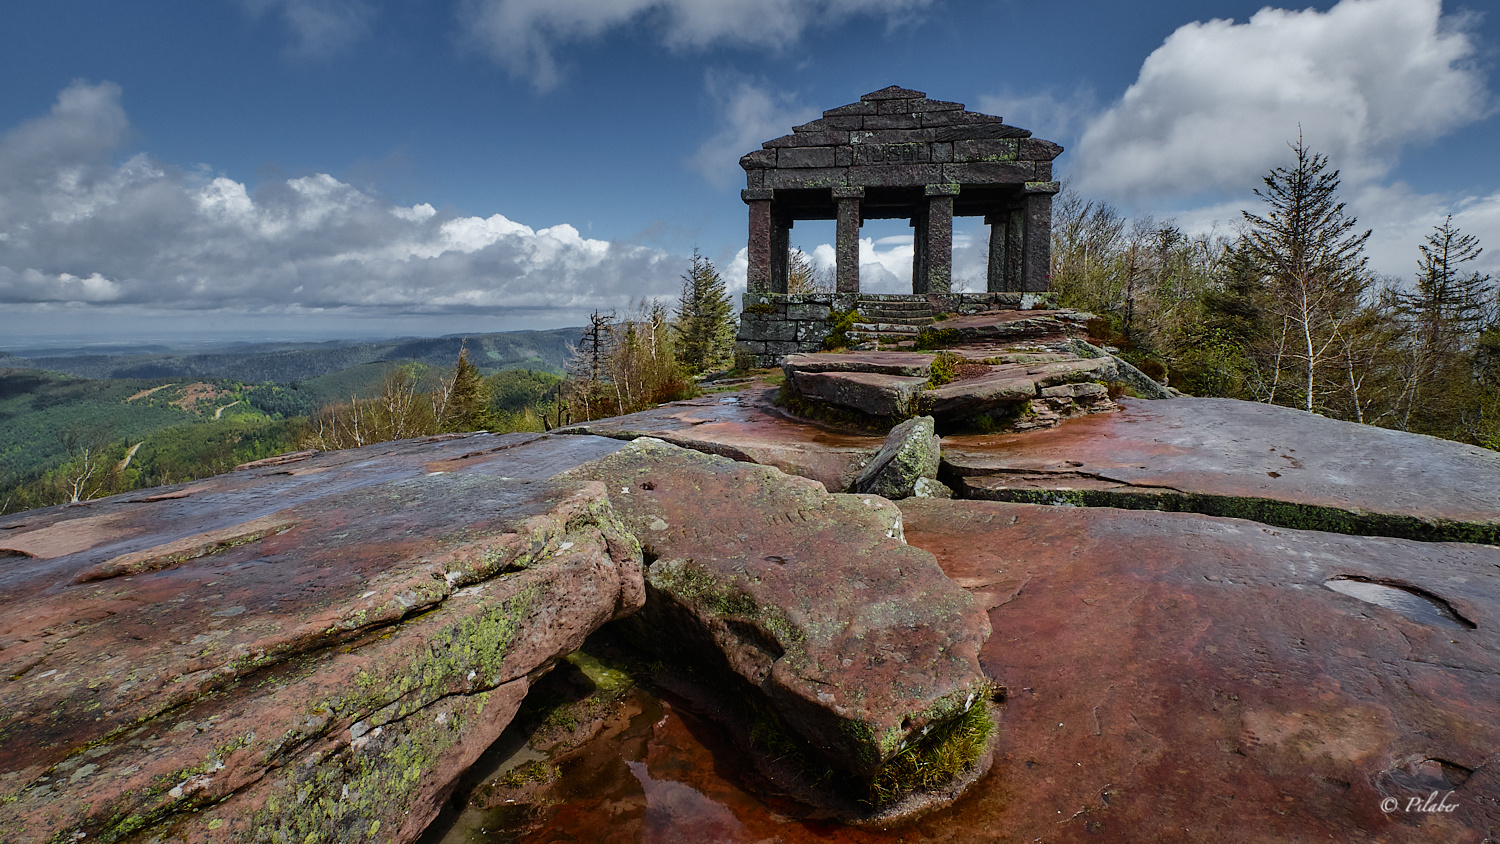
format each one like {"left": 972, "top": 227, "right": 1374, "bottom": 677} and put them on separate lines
{"left": 1393, "top": 218, "right": 1495, "bottom": 435}
{"left": 787, "top": 248, "right": 832, "bottom": 295}
{"left": 1405, "top": 216, "right": 1491, "bottom": 349}
{"left": 440, "top": 343, "right": 495, "bottom": 432}
{"left": 1241, "top": 137, "right": 1371, "bottom": 413}
{"left": 675, "top": 250, "right": 735, "bottom": 375}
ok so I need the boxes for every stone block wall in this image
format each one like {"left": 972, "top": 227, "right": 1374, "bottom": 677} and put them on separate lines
{"left": 736, "top": 291, "right": 1060, "bottom": 368}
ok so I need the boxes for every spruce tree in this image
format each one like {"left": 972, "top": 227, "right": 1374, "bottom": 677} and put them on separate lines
{"left": 675, "top": 250, "right": 735, "bottom": 375}
{"left": 1242, "top": 137, "right": 1371, "bottom": 413}
{"left": 1405, "top": 216, "right": 1490, "bottom": 349}
{"left": 441, "top": 344, "right": 495, "bottom": 432}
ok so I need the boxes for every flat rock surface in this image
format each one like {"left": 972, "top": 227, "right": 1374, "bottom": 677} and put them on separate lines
{"left": 561, "top": 438, "right": 992, "bottom": 782}
{"left": 943, "top": 397, "right": 1500, "bottom": 542}
{"left": 896, "top": 498, "right": 1500, "bottom": 843}
{"left": 0, "top": 433, "right": 640, "bottom": 844}
{"left": 558, "top": 388, "right": 882, "bottom": 491}
{"left": 782, "top": 352, "right": 933, "bottom": 376}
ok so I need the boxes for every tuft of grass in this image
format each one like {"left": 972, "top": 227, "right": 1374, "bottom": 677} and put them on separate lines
{"left": 926, "top": 351, "right": 965, "bottom": 388}
{"left": 912, "top": 327, "right": 962, "bottom": 350}
{"left": 865, "top": 700, "right": 995, "bottom": 807}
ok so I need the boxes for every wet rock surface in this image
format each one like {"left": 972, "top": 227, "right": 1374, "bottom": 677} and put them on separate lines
{"left": 897, "top": 498, "right": 1500, "bottom": 843}
{"left": 433, "top": 496, "right": 1500, "bottom": 843}
{"left": 944, "top": 397, "right": 1500, "bottom": 544}
{"left": 557, "top": 387, "right": 883, "bottom": 492}
{"left": 0, "top": 433, "right": 641, "bottom": 844}
{"left": 560, "top": 438, "right": 993, "bottom": 794}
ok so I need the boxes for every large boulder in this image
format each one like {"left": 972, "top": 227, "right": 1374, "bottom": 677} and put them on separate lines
{"left": 0, "top": 433, "right": 642, "bottom": 844}
{"left": 855, "top": 415, "right": 940, "bottom": 499}
{"left": 560, "top": 438, "right": 992, "bottom": 790}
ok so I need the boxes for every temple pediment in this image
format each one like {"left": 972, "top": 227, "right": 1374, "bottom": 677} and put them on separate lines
{"left": 741, "top": 87, "right": 1062, "bottom": 192}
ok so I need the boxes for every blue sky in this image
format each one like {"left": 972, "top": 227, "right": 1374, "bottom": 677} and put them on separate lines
{"left": 1, "top": 0, "right": 1496, "bottom": 346}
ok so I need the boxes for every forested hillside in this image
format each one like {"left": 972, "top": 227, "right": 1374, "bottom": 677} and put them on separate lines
{"left": 0, "top": 342, "right": 577, "bottom": 514}
{"left": 5, "top": 329, "right": 576, "bottom": 383}
{"left": 1046, "top": 142, "right": 1499, "bottom": 449}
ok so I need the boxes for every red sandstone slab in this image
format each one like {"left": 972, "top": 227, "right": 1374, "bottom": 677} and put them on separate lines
{"left": 791, "top": 370, "right": 928, "bottom": 418}
{"left": 0, "top": 432, "right": 626, "bottom": 589}
{"left": 895, "top": 498, "right": 1500, "bottom": 842}
{"left": 558, "top": 388, "right": 884, "bottom": 491}
{"left": 783, "top": 352, "right": 934, "bottom": 377}
{"left": 0, "top": 434, "right": 641, "bottom": 844}
{"left": 562, "top": 439, "right": 992, "bottom": 784}
{"left": 944, "top": 397, "right": 1500, "bottom": 539}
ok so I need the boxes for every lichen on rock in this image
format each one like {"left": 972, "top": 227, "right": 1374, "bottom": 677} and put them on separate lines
{"left": 560, "top": 437, "right": 995, "bottom": 815}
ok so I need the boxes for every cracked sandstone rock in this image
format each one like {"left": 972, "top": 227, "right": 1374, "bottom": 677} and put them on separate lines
{"left": 0, "top": 465, "right": 643, "bottom": 844}
{"left": 561, "top": 437, "right": 991, "bottom": 782}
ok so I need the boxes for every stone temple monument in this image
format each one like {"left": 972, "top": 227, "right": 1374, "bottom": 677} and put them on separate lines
{"left": 741, "top": 85, "right": 1062, "bottom": 296}
{"left": 735, "top": 86, "right": 1063, "bottom": 367}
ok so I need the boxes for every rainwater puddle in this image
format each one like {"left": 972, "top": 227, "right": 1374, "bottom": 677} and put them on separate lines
{"left": 427, "top": 687, "right": 908, "bottom": 844}
{"left": 1323, "top": 577, "right": 1475, "bottom": 630}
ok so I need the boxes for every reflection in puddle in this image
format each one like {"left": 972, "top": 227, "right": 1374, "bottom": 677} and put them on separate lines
{"left": 432, "top": 687, "right": 904, "bottom": 844}
{"left": 627, "top": 761, "right": 748, "bottom": 842}
{"left": 1324, "top": 577, "right": 1475, "bottom": 630}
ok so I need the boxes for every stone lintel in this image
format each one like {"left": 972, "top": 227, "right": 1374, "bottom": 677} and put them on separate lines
{"left": 742, "top": 189, "right": 774, "bottom": 203}
{"left": 942, "top": 161, "right": 1035, "bottom": 184}
{"left": 764, "top": 169, "right": 849, "bottom": 190}
{"left": 1024, "top": 181, "right": 1062, "bottom": 195}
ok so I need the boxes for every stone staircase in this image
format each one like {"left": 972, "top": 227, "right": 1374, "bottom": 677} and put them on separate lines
{"left": 850, "top": 296, "right": 939, "bottom": 347}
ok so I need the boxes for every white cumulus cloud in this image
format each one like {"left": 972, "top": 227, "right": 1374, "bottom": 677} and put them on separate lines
{"left": 1071, "top": 0, "right": 1490, "bottom": 202}
{"left": 241, "top": 0, "right": 376, "bottom": 59}
{"left": 0, "top": 81, "right": 682, "bottom": 325}
{"left": 688, "top": 72, "right": 818, "bottom": 189}
{"left": 460, "top": 0, "right": 933, "bottom": 90}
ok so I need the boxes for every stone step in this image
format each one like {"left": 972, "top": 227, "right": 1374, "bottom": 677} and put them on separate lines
{"left": 858, "top": 313, "right": 934, "bottom": 324}
{"left": 859, "top": 303, "right": 935, "bottom": 314}
{"left": 852, "top": 322, "right": 921, "bottom": 334}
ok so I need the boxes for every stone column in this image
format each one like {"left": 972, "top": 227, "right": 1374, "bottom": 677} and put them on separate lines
{"left": 985, "top": 212, "right": 1008, "bottom": 292}
{"left": 1006, "top": 206, "right": 1025, "bottom": 291}
{"left": 923, "top": 184, "right": 958, "bottom": 294}
{"left": 743, "top": 189, "right": 774, "bottom": 294}
{"left": 771, "top": 215, "right": 792, "bottom": 295}
{"left": 1021, "top": 182, "right": 1060, "bottom": 293}
{"left": 910, "top": 211, "right": 928, "bottom": 294}
{"left": 833, "top": 186, "right": 864, "bottom": 294}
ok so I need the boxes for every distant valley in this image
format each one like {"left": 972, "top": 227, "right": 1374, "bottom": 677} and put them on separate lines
{"left": 0, "top": 328, "right": 578, "bottom": 382}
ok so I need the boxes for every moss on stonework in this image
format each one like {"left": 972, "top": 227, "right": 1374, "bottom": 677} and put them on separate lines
{"left": 648, "top": 558, "right": 805, "bottom": 649}
{"left": 822, "top": 309, "right": 862, "bottom": 351}
{"left": 967, "top": 486, "right": 1500, "bottom": 546}
{"left": 912, "top": 327, "right": 961, "bottom": 350}
{"left": 866, "top": 699, "right": 995, "bottom": 808}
